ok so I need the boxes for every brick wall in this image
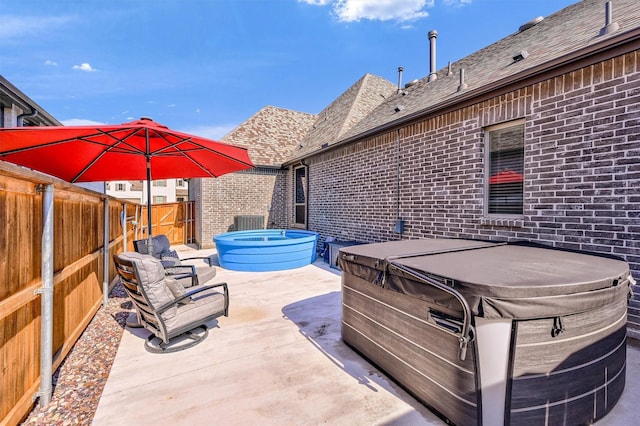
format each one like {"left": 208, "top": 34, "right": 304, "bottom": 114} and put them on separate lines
{"left": 303, "top": 51, "right": 640, "bottom": 276}
{"left": 195, "top": 168, "right": 288, "bottom": 248}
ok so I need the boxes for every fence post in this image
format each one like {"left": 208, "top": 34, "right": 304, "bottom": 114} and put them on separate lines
{"left": 103, "top": 198, "right": 109, "bottom": 307}
{"left": 37, "top": 184, "right": 54, "bottom": 406}
{"left": 122, "top": 202, "right": 128, "bottom": 252}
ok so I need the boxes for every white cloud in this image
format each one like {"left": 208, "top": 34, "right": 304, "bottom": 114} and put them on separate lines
{"left": 72, "top": 62, "right": 97, "bottom": 72}
{"left": 44, "top": 60, "right": 58, "bottom": 66}
{"left": 180, "top": 124, "right": 238, "bottom": 140}
{"left": 299, "top": 0, "right": 434, "bottom": 23}
{"left": 335, "top": 0, "right": 433, "bottom": 22}
{"left": 61, "top": 118, "right": 106, "bottom": 126}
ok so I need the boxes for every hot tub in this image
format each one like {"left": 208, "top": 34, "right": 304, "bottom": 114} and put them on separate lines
{"left": 339, "top": 239, "right": 632, "bottom": 426}
{"left": 213, "top": 229, "right": 318, "bottom": 272}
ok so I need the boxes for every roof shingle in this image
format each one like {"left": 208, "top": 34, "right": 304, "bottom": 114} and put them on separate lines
{"left": 341, "top": 0, "right": 640, "bottom": 142}
{"left": 221, "top": 106, "right": 316, "bottom": 166}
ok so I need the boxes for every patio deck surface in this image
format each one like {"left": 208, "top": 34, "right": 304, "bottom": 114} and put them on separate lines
{"left": 92, "top": 247, "right": 639, "bottom": 425}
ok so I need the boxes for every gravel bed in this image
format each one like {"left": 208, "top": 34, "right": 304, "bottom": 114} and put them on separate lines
{"left": 21, "top": 282, "right": 130, "bottom": 425}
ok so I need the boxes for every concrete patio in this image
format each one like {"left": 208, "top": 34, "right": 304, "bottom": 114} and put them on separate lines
{"left": 92, "top": 247, "right": 639, "bottom": 425}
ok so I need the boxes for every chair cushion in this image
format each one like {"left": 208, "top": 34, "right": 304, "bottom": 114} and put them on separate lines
{"left": 165, "top": 276, "right": 187, "bottom": 298}
{"left": 117, "top": 252, "right": 177, "bottom": 318}
{"left": 161, "top": 250, "right": 182, "bottom": 267}
{"left": 152, "top": 235, "right": 172, "bottom": 257}
{"left": 134, "top": 235, "right": 172, "bottom": 258}
{"left": 162, "top": 286, "right": 226, "bottom": 331}
{"left": 194, "top": 266, "right": 217, "bottom": 285}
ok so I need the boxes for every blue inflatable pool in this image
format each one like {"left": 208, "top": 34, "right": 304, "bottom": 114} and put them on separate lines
{"left": 213, "top": 229, "right": 319, "bottom": 272}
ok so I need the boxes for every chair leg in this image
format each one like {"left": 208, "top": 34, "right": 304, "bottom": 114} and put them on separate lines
{"left": 144, "top": 326, "right": 209, "bottom": 354}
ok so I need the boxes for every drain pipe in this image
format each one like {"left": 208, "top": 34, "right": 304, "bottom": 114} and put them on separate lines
{"left": 394, "top": 129, "right": 405, "bottom": 237}
{"left": 17, "top": 106, "right": 38, "bottom": 126}
{"left": 36, "top": 184, "right": 54, "bottom": 407}
{"left": 428, "top": 30, "right": 438, "bottom": 82}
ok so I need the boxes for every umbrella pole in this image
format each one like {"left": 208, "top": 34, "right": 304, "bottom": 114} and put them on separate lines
{"left": 146, "top": 148, "right": 154, "bottom": 254}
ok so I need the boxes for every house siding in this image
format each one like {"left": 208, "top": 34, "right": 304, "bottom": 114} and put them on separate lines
{"left": 302, "top": 51, "right": 640, "bottom": 276}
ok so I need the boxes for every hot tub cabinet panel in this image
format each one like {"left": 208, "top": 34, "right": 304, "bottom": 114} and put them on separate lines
{"left": 508, "top": 297, "right": 628, "bottom": 425}
{"left": 338, "top": 239, "right": 632, "bottom": 426}
{"left": 342, "top": 273, "right": 481, "bottom": 426}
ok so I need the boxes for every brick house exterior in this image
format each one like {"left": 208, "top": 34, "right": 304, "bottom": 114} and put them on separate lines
{"left": 194, "top": 75, "right": 398, "bottom": 248}
{"left": 282, "top": 0, "right": 639, "bottom": 276}
{"left": 197, "top": 0, "right": 639, "bottom": 333}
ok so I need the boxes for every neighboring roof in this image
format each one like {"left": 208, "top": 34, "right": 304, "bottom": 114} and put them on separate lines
{"left": 337, "top": 0, "right": 640, "bottom": 144}
{"left": 290, "top": 73, "right": 397, "bottom": 161}
{"left": 0, "top": 75, "right": 62, "bottom": 126}
{"left": 221, "top": 106, "right": 316, "bottom": 167}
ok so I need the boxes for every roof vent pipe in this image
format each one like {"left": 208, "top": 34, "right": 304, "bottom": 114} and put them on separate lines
{"left": 457, "top": 68, "right": 468, "bottom": 92}
{"left": 600, "top": 1, "right": 619, "bottom": 35}
{"left": 428, "top": 30, "right": 438, "bottom": 82}
{"left": 447, "top": 61, "right": 453, "bottom": 76}
{"left": 397, "top": 66, "right": 404, "bottom": 93}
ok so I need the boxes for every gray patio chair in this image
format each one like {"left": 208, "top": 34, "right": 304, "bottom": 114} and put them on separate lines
{"left": 113, "top": 251, "right": 229, "bottom": 353}
{"left": 133, "top": 234, "right": 216, "bottom": 287}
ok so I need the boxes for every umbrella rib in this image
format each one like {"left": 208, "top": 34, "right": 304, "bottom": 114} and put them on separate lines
{"left": 69, "top": 129, "right": 145, "bottom": 182}
{"left": 148, "top": 131, "right": 253, "bottom": 177}
{"left": 0, "top": 127, "right": 146, "bottom": 156}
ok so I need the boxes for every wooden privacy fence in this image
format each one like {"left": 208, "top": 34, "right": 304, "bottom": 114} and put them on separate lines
{"left": 136, "top": 201, "right": 195, "bottom": 246}
{"left": 0, "top": 164, "right": 184, "bottom": 426}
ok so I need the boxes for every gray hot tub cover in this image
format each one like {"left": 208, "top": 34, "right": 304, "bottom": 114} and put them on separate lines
{"left": 338, "top": 239, "right": 632, "bottom": 320}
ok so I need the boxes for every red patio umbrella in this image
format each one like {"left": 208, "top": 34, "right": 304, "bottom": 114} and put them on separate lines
{"left": 0, "top": 117, "right": 254, "bottom": 245}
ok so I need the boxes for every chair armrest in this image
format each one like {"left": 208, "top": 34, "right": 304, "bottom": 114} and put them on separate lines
{"left": 184, "top": 282, "right": 228, "bottom": 298}
{"left": 180, "top": 254, "right": 216, "bottom": 266}
{"left": 157, "top": 282, "right": 229, "bottom": 314}
{"left": 164, "top": 264, "right": 197, "bottom": 278}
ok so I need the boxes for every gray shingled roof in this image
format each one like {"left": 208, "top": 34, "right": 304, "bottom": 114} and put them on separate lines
{"left": 338, "top": 0, "right": 640, "bottom": 143}
{"left": 221, "top": 106, "right": 316, "bottom": 167}
{"left": 290, "top": 73, "right": 397, "bottom": 160}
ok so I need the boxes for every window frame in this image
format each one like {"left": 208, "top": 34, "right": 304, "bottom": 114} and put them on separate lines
{"left": 484, "top": 119, "right": 525, "bottom": 217}
{"left": 293, "top": 165, "right": 308, "bottom": 228}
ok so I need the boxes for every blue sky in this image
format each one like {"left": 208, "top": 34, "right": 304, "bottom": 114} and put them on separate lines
{"left": 1, "top": 0, "right": 576, "bottom": 139}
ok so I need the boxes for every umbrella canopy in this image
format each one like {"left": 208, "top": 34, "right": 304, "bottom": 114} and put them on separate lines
{"left": 0, "top": 117, "right": 254, "bottom": 241}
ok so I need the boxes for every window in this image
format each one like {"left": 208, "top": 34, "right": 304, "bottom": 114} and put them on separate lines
{"left": 176, "top": 179, "right": 185, "bottom": 187}
{"left": 153, "top": 180, "right": 167, "bottom": 187}
{"left": 294, "top": 166, "right": 307, "bottom": 226}
{"left": 116, "top": 183, "right": 125, "bottom": 191}
{"left": 486, "top": 121, "right": 524, "bottom": 215}
{"left": 153, "top": 195, "right": 166, "bottom": 203}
